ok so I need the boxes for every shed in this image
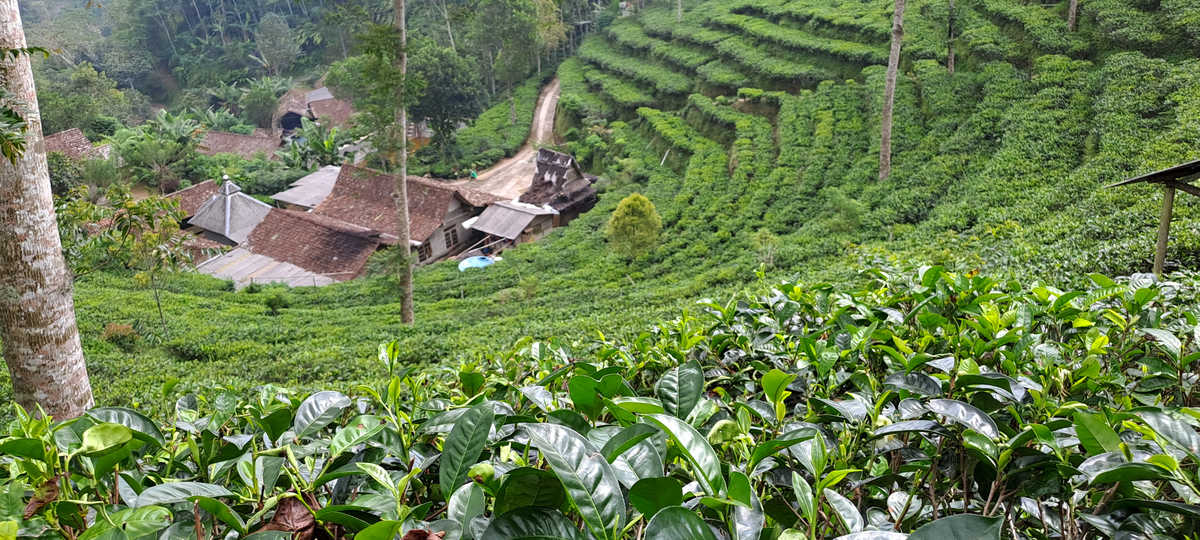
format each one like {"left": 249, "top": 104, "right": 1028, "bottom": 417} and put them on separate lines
{"left": 188, "top": 181, "right": 273, "bottom": 244}
{"left": 1108, "top": 159, "right": 1200, "bottom": 275}
{"left": 271, "top": 165, "right": 341, "bottom": 209}
{"left": 470, "top": 200, "right": 558, "bottom": 242}
{"left": 274, "top": 88, "right": 310, "bottom": 131}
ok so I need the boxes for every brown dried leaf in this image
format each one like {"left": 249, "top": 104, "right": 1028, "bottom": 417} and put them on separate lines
{"left": 259, "top": 496, "right": 317, "bottom": 540}
{"left": 401, "top": 531, "right": 446, "bottom": 540}
{"left": 23, "top": 477, "right": 60, "bottom": 519}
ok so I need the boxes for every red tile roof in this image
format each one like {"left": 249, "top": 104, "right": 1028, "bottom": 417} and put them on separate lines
{"left": 313, "top": 165, "right": 500, "bottom": 244}
{"left": 309, "top": 98, "right": 355, "bottom": 129}
{"left": 44, "top": 128, "right": 103, "bottom": 160}
{"left": 198, "top": 131, "right": 280, "bottom": 160}
{"left": 244, "top": 208, "right": 380, "bottom": 280}
{"left": 165, "top": 180, "right": 219, "bottom": 217}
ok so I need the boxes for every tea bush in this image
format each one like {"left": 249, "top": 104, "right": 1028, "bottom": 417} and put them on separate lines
{"left": 11, "top": 269, "right": 1200, "bottom": 539}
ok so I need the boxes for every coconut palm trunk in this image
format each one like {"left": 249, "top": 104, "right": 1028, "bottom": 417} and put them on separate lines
{"left": 1067, "top": 0, "right": 1079, "bottom": 31}
{"left": 394, "top": 0, "right": 415, "bottom": 324}
{"left": 879, "top": 0, "right": 906, "bottom": 181}
{"left": 0, "top": 0, "right": 93, "bottom": 419}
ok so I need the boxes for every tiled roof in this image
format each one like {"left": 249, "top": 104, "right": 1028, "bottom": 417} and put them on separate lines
{"left": 309, "top": 98, "right": 354, "bottom": 129}
{"left": 44, "top": 128, "right": 102, "bottom": 160}
{"left": 165, "top": 180, "right": 219, "bottom": 217}
{"left": 198, "top": 131, "right": 280, "bottom": 160}
{"left": 313, "top": 165, "right": 499, "bottom": 244}
{"left": 243, "top": 208, "right": 380, "bottom": 279}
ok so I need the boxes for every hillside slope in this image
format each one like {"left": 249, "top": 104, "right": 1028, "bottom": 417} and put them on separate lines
{"left": 8, "top": 0, "right": 1200, "bottom": 413}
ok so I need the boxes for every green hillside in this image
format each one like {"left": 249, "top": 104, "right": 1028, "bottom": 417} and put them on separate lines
{"left": 8, "top": 0, "right": 1200, "bottom": 416}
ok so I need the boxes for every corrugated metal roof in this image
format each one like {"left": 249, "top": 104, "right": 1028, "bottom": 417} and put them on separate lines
{"left": 470, "top": 201, "right": 556, "bottom": 240}
{"left": 189, "top": 181, "right": 272, "bottom": 244}
{"left": 273, "top": 165, "right": 341, "bottom": 208}
{"left": 306, "top": 87, "right": 335, "bottom": 102}
{"left": 196, "top": 248, "right": 337, "bottom": 289}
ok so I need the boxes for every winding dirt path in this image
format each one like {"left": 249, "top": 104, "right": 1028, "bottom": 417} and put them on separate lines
{"left": 452, "top": 78, "right": 560, "bottom": 200}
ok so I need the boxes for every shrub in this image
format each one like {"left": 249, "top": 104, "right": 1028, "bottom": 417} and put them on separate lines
{"left": 101, "top": 322, "right": 139, "bottom": 351}
{"left": 264, "top": 292, "right": 290, "bottom": 315}
{"left": 607, "top": 192, "right": 662, "bottom": 258}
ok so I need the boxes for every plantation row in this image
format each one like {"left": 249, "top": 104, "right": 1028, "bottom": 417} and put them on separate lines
{"left": 11, "top": 269, "right": 1200, "bottom": 538}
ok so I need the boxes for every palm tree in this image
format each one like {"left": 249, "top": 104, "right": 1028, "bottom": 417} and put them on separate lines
{"left": 879, "top": 0, "right": 906, "bottom": 181}
{"left": 0, "top": 0, "right": 93, "bottom": 419}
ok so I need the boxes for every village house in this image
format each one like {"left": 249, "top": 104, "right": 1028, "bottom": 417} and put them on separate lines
{"left": 198, "top": 131, "right": 281, "bottom": 160}
{"left": 307, "top": 165, "right": 501, "bottom": 263}
{"left": 271, "top": 165, "right": 340, "bottom": 210}
{"left": 44, "top": 128, "right": 111, "bottom": 161}
{"left": 273, "top": 86, "right": 356, "bottom": 133}
{"left": 467, "top": 149, "right": 597, "bottom": 249}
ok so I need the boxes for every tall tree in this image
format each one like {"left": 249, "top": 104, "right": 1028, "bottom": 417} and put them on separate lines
{"left": 410, "top": 40, "right": 484, "bottom": 160}
{"left": 879, "top": 0, "right": 906, "bottom": 181}
{"left": 0, "top": 0, "right": 93, "bottom": 419}
{"left": 395, "top": 0, "right": 415, "bottom": 324}
{"left": 947, "top": 0, "right": 955, "bottom": 73}
{"left": 1067, "top": 0, "right": 1079, "bottom": 32}
{"left": 253, "top": 13, "right": 301, "bottom": 75}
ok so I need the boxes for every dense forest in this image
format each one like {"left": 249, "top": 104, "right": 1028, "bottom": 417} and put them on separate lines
{"left": 6, "top": 0, "right": 1200, "bottom": 538}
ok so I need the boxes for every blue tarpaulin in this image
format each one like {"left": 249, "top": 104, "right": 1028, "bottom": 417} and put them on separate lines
{"left": 458, "top": 256, "right": 495, "bottom": 272}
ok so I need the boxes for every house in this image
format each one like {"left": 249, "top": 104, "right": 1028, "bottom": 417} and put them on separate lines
{"left": 271, "top": 165, "right": 341, "bottom": 210}
{"left": 44, "top": 128, "right": 107, "bottom": 161}
{"left": 311, "top": 165, "right": 500, "bottom": 263}
{"left": 195, "top": 208, "right": 382, "bottom": 288}
{"left": 518, "top": 148, "right": 598, "bottom": 222}
{"left": 274, "top": 88, "right": 310, "bottom": 131}
{"left": 467, "top": 149, "right": 598, "bottom": 249}
{"left": 165, "top": 180, "right": 219, "bottom": 219}
{"left": 305, "top": 87, "right": 355, "bottom": 129}
{"left": 198, "top": 131, "right": 281, "bottom": 160}
{"left": 186, "top": 181, "right": 272, "bottom": 245}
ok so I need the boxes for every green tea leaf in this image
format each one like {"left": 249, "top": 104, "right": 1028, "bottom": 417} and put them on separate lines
{"left": 645, "top": 506, "right": 718, "bottom": 540}
{"left": 522, "top": 423, "right": 626, "bottom": 540}
{"left": 134, "top": 482, "right": 233, "bottom": 507}
{"left": 329, "top": 415, "right": 386, "bottom": 459}
{"left": 293, "top": 391, "right": 351, "bottom": 438}
{"left": 644, "top": 414, "right": 727, "bottom": 496}
{"left": 629, "top": 477, "right": 682, "bottom": 517}
{"left": 656, "top": 361, "right": 703, "bottom": 420}
{"left": 495, "top": 467, "right": 566, "bottom": 516}
{"left": 440, "top": 403, "right": 495, "bottom": 493}
{"left": 909, "top": 514, "right": 1001, "bottom": 540}
{"left": 81, "top": 423, "right": 132, "bottom": 454}
{"left": 481, "top": 507, "right": 584, "bottom": 540}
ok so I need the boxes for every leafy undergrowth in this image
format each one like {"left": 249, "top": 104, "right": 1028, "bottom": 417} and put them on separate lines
{"left": 9, "top": 268, "right": 1200, "bottom": 538}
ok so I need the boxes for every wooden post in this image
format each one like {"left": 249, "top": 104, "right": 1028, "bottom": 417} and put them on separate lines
{"left": 1155, "top": 184, "right": 1176, "bottom": 276}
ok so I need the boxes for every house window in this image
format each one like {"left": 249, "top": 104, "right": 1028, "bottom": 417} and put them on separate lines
{"left": 417, "top": 242, "right": 432, "bottom": 262}
{"left": 443, "top": 227, "right": 459, "bottom": 248}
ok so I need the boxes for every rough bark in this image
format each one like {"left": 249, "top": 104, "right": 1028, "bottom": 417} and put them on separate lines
{"left": 394, "top": 0, "right": 415, "bottom": 325}
{"left": 1067, "top": 0, "right": 1079, "bottom": 32}
{"left": 676, "top": 0, "right": 682, "bottom": 22}
{"left": 879, "top": 0, "right": 906, "bottom": 181}
{"left": 947, "top": 0, "right": 955, "bottom": 73}
{"left": 0, "top": 0, "right": 93, "bottom": 419}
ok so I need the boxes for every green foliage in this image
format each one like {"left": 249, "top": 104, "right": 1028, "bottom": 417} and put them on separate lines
{"left": 277, "top": 118, "right": 351, "bottom": 170}
{"left": 13, "top": 270, "right": 1200, "bottom": 538}
{"left": 607, "top": 193, "right": 662, "bottom": 259}
{"left": 578, "top": 37, "right": 693, "bottom": 95}
{"left": 239, "top": 77, "right": 290, "bottom": 129}
{"left": 35, "top": 62, "right": 150, "bottom": 138}
{"left": 46, "top": 151, "right": 83, "bottom": 196}
{"left": 408, "top": 39, "right": 486, "bottom": 159}
{"left": 252, "top": 13, "right": 301, "bottom": 76}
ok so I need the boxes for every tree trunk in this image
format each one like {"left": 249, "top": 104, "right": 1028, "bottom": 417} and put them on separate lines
{"left": 879, "top": 0, "right": 906, "bottom": 181}
{"left": 676, "top": 0, "right": 681, "bottom": 21}
{"left": 1067, "top": 0, "right": 1079, "bottom": 32}
{"left": 435, "top": 0, "right": 456, "bottom": 52}
{"left": 947, "top": 0, "right": 955, "bottom": 73}
{"left": 0, "top": 0, "right": 93, "bottom": 420}
{"left": 394, "top": 0, "right": 414, "bottom": 325}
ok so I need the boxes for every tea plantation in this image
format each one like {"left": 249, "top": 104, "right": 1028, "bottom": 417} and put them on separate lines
{"left": 8, "top": 0, "right": 1200, "bottom": 537}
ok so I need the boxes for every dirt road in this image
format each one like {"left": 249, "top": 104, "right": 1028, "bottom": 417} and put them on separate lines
{"left": 453, "top": 78, "right": 560, "bottom": 200}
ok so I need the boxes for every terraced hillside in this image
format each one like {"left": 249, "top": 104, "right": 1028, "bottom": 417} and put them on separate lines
{"left": 557, "top": 0, "right": 1200, "bottom": 281}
